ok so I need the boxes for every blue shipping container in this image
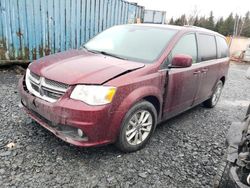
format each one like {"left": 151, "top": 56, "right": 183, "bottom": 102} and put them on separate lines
{"left": 0, "top": 0, "right": 144, "bottom": 63}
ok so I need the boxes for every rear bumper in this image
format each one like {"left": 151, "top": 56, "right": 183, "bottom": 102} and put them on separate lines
{"left": 18, "top": 76, "right": 121, "bottom": 147}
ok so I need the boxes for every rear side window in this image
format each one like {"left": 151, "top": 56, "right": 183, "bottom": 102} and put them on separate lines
{"left": 198, "top": 34, "right": 217, "bottom": 61}
{"left": 170, "top": 34, "right": 198, "bottom": 64}
{"left": 216, "top": 36, "right": 229, "bottom": 58}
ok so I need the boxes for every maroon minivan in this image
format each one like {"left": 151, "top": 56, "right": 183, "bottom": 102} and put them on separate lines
{"left": 18, "top": 24, "right": 229, "bottom": 152}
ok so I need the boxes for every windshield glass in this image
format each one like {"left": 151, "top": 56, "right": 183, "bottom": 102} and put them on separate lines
{"left": 83, "top": 25, "right": 178, "bottom": 63}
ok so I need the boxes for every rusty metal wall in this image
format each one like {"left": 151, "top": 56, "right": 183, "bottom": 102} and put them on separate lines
{"left": 0, "top": 0, "right": 144, "bottom": 62}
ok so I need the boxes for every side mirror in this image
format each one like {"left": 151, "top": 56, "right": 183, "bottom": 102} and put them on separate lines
{"left": 170, "top": 54, "right": 192, "bottom": 68}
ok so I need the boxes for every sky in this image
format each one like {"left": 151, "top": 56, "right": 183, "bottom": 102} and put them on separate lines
{"left": 127, "top": 0, "right": 250, "bottom": 21}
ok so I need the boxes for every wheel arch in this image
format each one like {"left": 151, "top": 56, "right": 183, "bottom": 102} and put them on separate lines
{"left": 143, "top": 95, "right": 161, "bottom": 118}
{"left": 220, "top": 76, "right": 226, "bottom": 85}
{"left": 108, "top": 86, "right": 163, "bottom": 141}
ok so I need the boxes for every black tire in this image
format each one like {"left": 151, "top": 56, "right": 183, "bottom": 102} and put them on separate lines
{"left": 115, "top": 100, "right": 157, "bottom": 152}
{"left": 246, "top": 104, "right": 250, "bottom": 116}
{"left": 214, "top": 158, "right": 231, "bottom": 188}
{"left": 203, "top": 80, "right": 223, "bottom": 108}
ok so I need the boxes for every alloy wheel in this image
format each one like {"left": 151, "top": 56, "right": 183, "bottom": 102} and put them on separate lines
{"left": 212, "top": 82, "right": 223, "bottom": 106}
{"left": 125, "top": 110, "right": 153, "bottom": 146}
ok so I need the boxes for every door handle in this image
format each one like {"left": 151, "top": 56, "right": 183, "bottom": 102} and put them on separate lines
{"left": 193, "top": 70, "right": 201, "bottom": 75}
{"left": 201, "top": 68, "right": 208, "bottom": 73}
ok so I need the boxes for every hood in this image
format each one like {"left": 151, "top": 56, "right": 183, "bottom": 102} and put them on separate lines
{"left": 29, "top": 50, "right": 145, "bottom": 85}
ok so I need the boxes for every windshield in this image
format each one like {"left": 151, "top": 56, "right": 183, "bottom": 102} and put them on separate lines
{"left": 83, "top": 25, "right": 178, "bottom": 63}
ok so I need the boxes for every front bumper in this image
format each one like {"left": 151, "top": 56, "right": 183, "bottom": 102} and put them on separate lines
{"left": 18, "top": 76, "right": 120, "bottom": 147}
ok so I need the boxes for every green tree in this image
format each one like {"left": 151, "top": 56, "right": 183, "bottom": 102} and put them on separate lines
{"left": 197, "top": 16, "right": 206, "bottom": 28}
{"left": 174, "top": 14, "right": 187, "bottom": 26}
{"left": 241, "top": 11, "right": 250, "bottom": 37}
{"left": 193, "top": 16, "right": 199, "bottom": 26}
{"left": 206, "top": 11, "right": 215, "bottom": 30}
{"left": 196, "top": 12, "right": 215, "bottom": 31}
{"left": 215, "top": 17, "right": 224, "bottom": 33}
{"left": 220, "top": 13, "right": 235, "bottom": 36}
{"left": 166, "top": 11, "right": 250, "bottom": 37}
{"left": 169, "top": 17, "right": 174, "bottom": 25}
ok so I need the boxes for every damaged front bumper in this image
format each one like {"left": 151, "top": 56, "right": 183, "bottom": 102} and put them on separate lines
{"left": 18, "top": 76, "right": 117, "bottom": 147}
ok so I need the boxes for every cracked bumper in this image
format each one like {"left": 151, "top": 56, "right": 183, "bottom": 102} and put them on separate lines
{"left": 18, "top": 76, "right": 118, "bottom": 147}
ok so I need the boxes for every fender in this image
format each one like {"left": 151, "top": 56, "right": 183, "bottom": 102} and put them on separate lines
{"left": 108, "top": 86, "right": 163, "bottom": 141}
{"left": 118, "top": 85, "right": 163, "bottom": 113}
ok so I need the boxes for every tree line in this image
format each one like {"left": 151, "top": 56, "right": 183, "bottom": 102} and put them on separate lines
{"left": 168, "top": 11, "right": 250, "bottom": 37}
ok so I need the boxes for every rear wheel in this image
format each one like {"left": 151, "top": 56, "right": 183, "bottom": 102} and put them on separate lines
{"left": 115, "top": 100, "right": 157, "bottom": 152}
{"left": 246, "top": 105, "right": 250, "bottom": 116}
{"left": 203, "top": 80, "right": 223, "bottom": 108}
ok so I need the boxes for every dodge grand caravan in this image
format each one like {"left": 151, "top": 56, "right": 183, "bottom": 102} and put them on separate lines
{"left": 18, "top": 24, "right": 229, "bottom": 152}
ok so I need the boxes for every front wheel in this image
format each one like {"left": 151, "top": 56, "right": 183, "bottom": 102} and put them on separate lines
{"left": 203, "top": 80, "right": 223, "bottom": 108}
{"left": 115, "top": 100, "right": 157, "bottom": 152}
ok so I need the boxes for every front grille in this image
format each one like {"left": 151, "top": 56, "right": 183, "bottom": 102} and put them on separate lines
{"left": 26, "top": 70, "right": 69, "bottom": 103}
{"left": 42, "top": 86, "right": 65, "bottom": 99}
{"left": 45, "top": 78, "right": 69, "bottom": 90}
{"left": 30, "top": 71, "right": 40, "bottom": 81}
{"left": 31, "top": 82, "right": 39, "bottom": 92}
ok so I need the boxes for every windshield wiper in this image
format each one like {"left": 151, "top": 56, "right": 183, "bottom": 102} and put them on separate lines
{"left": 97, "top": 51, "right": 128, "bottom": 60}
{"left": 82, "top": 46, "right": 127, "bottom": 60}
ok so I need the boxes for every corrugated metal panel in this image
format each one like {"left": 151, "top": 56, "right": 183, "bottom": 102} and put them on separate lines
{"left": 0, "top": 0, "right": 144, "bottom": 62}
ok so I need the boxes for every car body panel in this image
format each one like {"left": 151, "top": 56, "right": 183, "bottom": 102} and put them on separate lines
{"left": 19, "top": 77, "right": 120, "bottom": 146}
{"left": 162, "top": 66, "right": 201, "bottom": 119}
{"left": 192, "top": 58, "right": 229, "bottom": 105}
{"left": 29, "top": 49, "right": 145, "bottom": 85}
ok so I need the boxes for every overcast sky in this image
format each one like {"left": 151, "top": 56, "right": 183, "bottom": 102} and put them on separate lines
{"left": 127, "top": 0, "right": 250, "bottom": 21}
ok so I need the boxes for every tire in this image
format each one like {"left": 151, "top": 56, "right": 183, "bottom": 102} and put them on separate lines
{"left": 214, "top": 156, "right": 231, "bottom": 188}
{"left": 246, "top": 104, "right": 250, "bottom": 116}
{"left": 203, "top": 80, "right": 223, "bottom": 108}
{"left": 115, "top": 100, "right": 157, "bottom": 152}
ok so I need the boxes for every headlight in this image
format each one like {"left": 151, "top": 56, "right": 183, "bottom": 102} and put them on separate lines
{"left": 70, "top": 85, "right": 116, "bottom": 105}
{"left": 25, "top": 69, "right": 32, "bottom": 91}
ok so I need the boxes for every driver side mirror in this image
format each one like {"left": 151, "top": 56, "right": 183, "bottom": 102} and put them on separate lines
{"left": 169, "top": 54, "right": 192, "bottom": 68}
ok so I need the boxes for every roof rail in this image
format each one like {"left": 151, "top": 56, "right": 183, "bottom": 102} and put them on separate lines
{"left": 183, "top": 25, "right": 200, "bottom": 28}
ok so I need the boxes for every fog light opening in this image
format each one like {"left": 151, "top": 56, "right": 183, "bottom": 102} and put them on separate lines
{"left": 77, "top": 129, "right": 84, "bottom": 138}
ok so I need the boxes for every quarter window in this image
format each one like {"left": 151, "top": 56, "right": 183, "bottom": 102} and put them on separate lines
{"left": 170, "top": 34, "right": 198, "bottom": 64}
{"left": 198, "top": 34, "right": 217, "bottom": 61}
{"left": 216, "top": 36, "right": 229, "bottom": 58}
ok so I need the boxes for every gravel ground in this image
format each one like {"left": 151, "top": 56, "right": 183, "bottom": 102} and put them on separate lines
{"left": 0, "top": 63, "right": 250, "bottom": 188}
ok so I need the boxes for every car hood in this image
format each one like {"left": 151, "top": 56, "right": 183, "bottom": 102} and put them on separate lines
{"left": 29, "top": 50, "right": 145, "bottom": 85}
